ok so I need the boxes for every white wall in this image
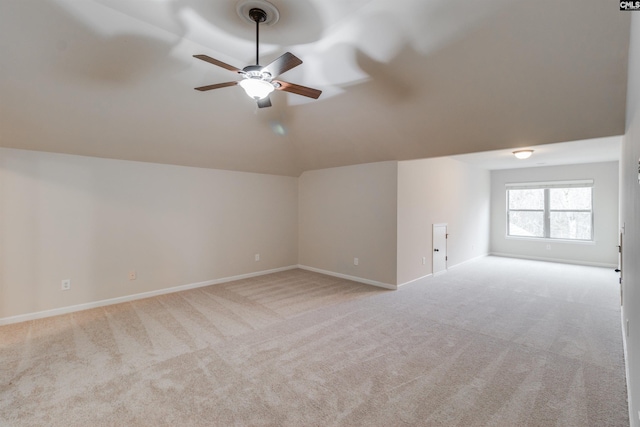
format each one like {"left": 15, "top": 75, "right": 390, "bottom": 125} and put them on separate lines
{"left": 490, "top": 162, "right": 619, "bottom": 267}
{"left": 623, "top": 13, "right": 640, "bottom": 427}
{"left": 298, "top": 162, "right": 398, "bottom": 287}
{"left": 0, "top": 148, "right": 298, "bottom": 320}
{"left": 397, "top": 157, "right": 490, "bottom": 285}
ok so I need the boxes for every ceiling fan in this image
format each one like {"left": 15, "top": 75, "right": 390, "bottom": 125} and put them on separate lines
{"left": 193, "top": 7, "right": 322, "bottom": 108}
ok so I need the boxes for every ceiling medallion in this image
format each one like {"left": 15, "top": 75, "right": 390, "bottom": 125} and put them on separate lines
{"left": 236, "top": 0, "right": 280, "bottom": 26}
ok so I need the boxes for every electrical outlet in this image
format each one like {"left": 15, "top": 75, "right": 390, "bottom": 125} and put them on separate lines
{"left": 422, "top": 257, "right": 426, "bottom": 265}
{"left": 61, "top": 279, "right": 71, "bottom": 291}
{"left": 546, "top": 244, "right": 551, "bottom": 250}
{"left": 128, "top": 271, "right": 136, "bottom": 280}
{"left": 255, "top": 254, "right": 260, "bottom": 262}
{"left": 354, "top": 257, "right": 359, "bottom": 266}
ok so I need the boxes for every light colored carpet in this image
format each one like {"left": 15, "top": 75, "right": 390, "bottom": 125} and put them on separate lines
{"left": 0, "top": 256, "right": 629, "bottom": 426}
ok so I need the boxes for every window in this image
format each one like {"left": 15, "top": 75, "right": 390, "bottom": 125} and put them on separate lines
{"left": 506, "top": 180, "right": 593, "bottom": 241}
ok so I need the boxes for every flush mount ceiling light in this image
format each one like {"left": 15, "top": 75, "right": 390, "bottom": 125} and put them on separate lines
{"left": 513, "top": 149, "right": 534, "bottom": 160}
{"left": 192, "top": 0, "right": 321, "bottom": 108}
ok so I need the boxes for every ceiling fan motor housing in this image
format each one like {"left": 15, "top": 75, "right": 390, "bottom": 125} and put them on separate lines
{"left": 242, "top": 65, "right": 272, "bottom": 81}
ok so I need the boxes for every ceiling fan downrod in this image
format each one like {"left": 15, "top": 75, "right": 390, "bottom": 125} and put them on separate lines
{"left": 249, "top": 8, "right": 267, "bottom": 66}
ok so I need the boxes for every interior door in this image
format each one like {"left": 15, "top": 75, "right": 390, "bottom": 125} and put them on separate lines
{"left": 433, "top": 224, "right": 447, "bottom": 275}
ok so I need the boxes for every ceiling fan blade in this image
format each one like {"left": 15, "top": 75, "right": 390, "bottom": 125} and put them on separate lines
{"left": 194, "top": 81, "right": 238, "bottom": 91}
{"left": 274, "top": 80, "right": 322, "bottom": 99}
{"left": 262, "top": 52, "right": 302, "bottom": 77}
{"left": 193, "top": 55, "right": 241, "bottom": 73}
{"left": 257, "top": 97, "right": 272, "bottom": 108}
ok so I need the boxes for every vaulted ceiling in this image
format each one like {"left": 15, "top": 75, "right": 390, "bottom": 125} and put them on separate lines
{"left": 0, "top": 0, "right": 630, "bottom": 176}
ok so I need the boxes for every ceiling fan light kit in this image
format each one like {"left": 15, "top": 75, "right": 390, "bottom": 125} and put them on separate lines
{"left": 239, "top": 78, "right": 275, "bottom": 99}
{"left": 193, "top": 0, "right": 321, "bottom": 108}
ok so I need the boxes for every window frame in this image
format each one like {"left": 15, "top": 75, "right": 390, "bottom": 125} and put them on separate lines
{"left": 505, "top": 180, "right": 594, "bottom": 242}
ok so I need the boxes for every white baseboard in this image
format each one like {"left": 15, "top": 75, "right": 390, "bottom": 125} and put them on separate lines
{"left": 490, "top": 252, "right": 618, "bottom": 269}
{"left": 397, "top": 254, "right": 489, "bottom": 287}
{"left": 397, "top": 274, "right": 432, "bottom": 288}
{"left": 297, "top": 265, "right": 397, "bottom": 290}
{"left": 621, "top": 310, "right": 635, "bottom": 427}
{"left": 0, "top": 265, "right": 298, "bottom": 326}
{"left": 448, "top": 253, "right": 489, "bottom": 270}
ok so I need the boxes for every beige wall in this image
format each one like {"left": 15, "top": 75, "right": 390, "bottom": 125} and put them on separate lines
{"left": 0, "top": 148, "right": 298, "bottom": 319}
{"left": 1, "top": 150, "right": 488, "bottom": 319}
{"left": 298, "top": 162, "right": 398, "bottom": 287}
{"left": 490, "top": 162, "right": 619, "bottom": 267}
{"left": 397, "top": 158, "right": 490, "bottom": 285}
{"left": 623, "top": 14, "right": 640, "bottom": 427}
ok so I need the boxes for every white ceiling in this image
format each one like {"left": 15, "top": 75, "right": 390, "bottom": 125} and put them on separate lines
{"left": 0, "top": 0, "right": 630, "bottom": 176}
{"left": 451, "top": 135, "right": 623, "bottom": 170}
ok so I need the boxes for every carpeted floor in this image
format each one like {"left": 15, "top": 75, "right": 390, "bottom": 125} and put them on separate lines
{"left": 0, "top": 256, "right": 629, "bottom": 426}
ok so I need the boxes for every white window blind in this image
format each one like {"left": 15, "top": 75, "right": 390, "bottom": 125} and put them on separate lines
{"left": 505, "top": 179, "right": 594, "bottom": 190}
